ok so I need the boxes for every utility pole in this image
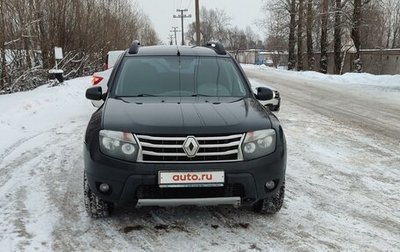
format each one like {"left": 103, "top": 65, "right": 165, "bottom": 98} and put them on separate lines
{"left": 173, "top": 9, "right": 192, "bottom": 45}
{"left": 168, "top": 35, "right": 174, "bottom": 45}
{"left": 170, "top": 26, "right": 181, "bottom": 45}
{"left": 195, "top": 0, "right": 200, "bottom": 45}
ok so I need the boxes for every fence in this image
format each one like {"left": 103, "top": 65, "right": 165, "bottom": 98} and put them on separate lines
{"left": 233, "top": 49, "right": 400, "bottom": 75}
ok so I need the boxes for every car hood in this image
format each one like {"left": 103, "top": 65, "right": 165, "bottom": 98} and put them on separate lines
{"left": 102, "top": 97, "right": 272, "bottom": 135}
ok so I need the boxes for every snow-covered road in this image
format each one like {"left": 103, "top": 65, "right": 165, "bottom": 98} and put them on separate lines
{"left": 0, "top": 67, "right": 399, "bottom": 251}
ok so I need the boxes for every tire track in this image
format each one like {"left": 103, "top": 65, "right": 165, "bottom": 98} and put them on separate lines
{"left": 246, "top": 70, "right": 400, "bottom": 144}
{"left": 0, "top": 131, "right": 47, "bottom": 164}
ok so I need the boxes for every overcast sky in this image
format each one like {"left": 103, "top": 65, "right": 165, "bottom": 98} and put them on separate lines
{"left": 136, "top": 0, "right": 265, "bottom": 44}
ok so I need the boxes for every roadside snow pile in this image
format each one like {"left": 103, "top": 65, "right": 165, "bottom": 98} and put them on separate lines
{"left": 0, "top": 78, "right": 93, "bottom": 162}
{"left": 243, "top": 64, "right": 400, "bottom": 88}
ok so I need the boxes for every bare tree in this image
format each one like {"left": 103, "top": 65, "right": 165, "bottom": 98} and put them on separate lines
{"left": 0, "top": 0, "right": 6, "bottom": 89}
{"left": 262, "top": 1, "right": 289, "bottom": 52}
{"left": 227, "top": 27, "right": 248, "bottom": 51}
{"left": 288, "top": 0, "right": 297, "bottom": 70}
{"left": 139, "top": 15, "right": 161, "bottom": 45}
{"left": 245, "top": 26, "right": 260, "bottom": 49}
{"left": 361, "top": 1, "right": 386, "bottom": 49}
{"left": 306, "top": 0, "right": 315, "bottom": 70}
{"left": 381, "top": 0, "right": 400, "bottom": 48}
{"left": 186, "top": 7, "right": 260, "bottom": 51}
{"left": 351, "top": 0, "right": 362, "bottom": 72}
{"left": 1, "top": 0, "right": 159, "bottom": 93}
{"left": 386, "top": 0, "right": 400, "bottom": 48}
{"left": 262, "top": 0, "right": 398, "bottom": 74}
{"left": 297, "top": 0, "right": 305, "bottom": 70}
{"left": 186, "top": 7, "right": 231, "bottom": 46}
{"left": 320, "top": 0, "right": 329, "bottom": 73}
{"left": 334, "top": 0, "right": 342, "bottom": 74}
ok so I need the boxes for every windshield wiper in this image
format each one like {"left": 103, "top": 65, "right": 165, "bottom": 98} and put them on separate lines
{"left": 192, "top": 94, "right": 212, "bottom": 97}
{"left": 135, "top": 94, "right": 159, "bottom": 97}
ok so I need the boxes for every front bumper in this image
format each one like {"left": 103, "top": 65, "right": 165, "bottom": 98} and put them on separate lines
{"left": 136, "top": 197, "right": 241, "bottom": 208}
{"left": 84, "top": 144, "right": 286, "bottom": 207}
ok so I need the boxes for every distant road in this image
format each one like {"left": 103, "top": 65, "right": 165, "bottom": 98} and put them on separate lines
{"left": 245, "top": 67, "right": 400, "bottom": 144}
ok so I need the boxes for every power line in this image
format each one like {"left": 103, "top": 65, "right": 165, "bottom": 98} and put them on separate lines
{"left": 195, "top": 0, "right": 200, "bottom": 46}
{"left": 173, "top": 9, "right": 192, "bottom": 45}
{"left": 170, "top": 27, "right": 181, "bottom": 45}
{"left": 187, "top": 0, "right": 193, "bottom": 10}
{"left": 168, "top": 34, "right": 174, "bottom": 45}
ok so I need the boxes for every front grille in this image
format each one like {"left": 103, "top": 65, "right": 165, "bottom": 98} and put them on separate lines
{"left": 136, "top": 184, "right": 245, "bottom": 199}
{"left": 136, "top": 134, "right": 244, "bottom": 163}
{"left": 274, "top": 91, "right": 280, "bottom": 99}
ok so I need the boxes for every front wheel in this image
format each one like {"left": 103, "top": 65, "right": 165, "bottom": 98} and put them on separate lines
{"left": 84, "top": 173, "right": 113, "bottom": 218}
{"left": 253, "top": 181, "right": 285, "bottom": 214}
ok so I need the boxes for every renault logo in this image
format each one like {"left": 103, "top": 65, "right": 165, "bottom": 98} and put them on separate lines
{"left": 183, "top": 136, "right": 200, "bottom": 157}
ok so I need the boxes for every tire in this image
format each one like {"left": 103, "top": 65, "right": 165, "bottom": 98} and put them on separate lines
{"left": 84, "top": 173, "right": 113, "bottom": 218}
{"left": 253, "top": 181, "right": 285, "bottom": 214}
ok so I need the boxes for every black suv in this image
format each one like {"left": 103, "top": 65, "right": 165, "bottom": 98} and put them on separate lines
{"left": 84, "top": 41, "right": 287, "bottom": 218}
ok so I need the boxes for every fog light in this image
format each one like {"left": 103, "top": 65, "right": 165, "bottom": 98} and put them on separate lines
{"left": 265, "top": 181, "right": 275, "bottom": 190}
{"left": 99, "top": 183, "right": 110, "bottom": 192}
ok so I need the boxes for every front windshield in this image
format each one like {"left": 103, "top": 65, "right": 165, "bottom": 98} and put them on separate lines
{"left": 113, "top": 56, "right": 248, "bottom": 97}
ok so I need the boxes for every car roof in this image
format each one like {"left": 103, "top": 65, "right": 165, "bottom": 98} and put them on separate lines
{"left": 124, "top": 45, "right": 230, "bottom": 57}
{"left": 108, "top": 50, "right": 125, "bottom": 55}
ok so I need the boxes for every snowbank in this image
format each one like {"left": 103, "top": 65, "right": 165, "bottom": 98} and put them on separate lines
{"left": 0, "top": 78, "right": 93, "bottom": 160}
{"left": 243, "top": 64, "right": 400, "bottom": 87}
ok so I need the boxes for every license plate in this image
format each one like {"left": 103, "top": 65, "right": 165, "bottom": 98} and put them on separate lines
{"left": 158, "top": 171, "right": 225, "bottom": 188}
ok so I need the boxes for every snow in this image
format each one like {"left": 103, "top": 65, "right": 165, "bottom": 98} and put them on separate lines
{"left": 0, "top": 78, "right": 93, "bottom": 251}
{"left": 244, "top": 64, "right": 400, "bottom": 86}
{"left": 0, "top": 78, "right": 92, "bottom": 157}
{"left": 48, "top": 69, "right": 64, "bottom": 74}
{"left": 243, "top": 64, "right": 400, "bottom": 106}
{"left": 0, "top": 68, "right": 399, "bottom": 251}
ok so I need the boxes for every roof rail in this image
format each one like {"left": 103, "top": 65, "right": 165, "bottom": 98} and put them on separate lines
{"left": 128, "top": 40, "right": 141, "bottom": 54}
{"left": 205, "top": 41, "right": 227, "bottom": 55}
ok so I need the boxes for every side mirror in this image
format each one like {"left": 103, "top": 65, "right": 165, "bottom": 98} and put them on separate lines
{"left": 86, "top": 86, "right": 103, "bottom": 100}
{"left": 255, "top": 87, "right": 274, "bottom": 101}
{"left": 266, "top": 104, "right": 280, "bottom": 112}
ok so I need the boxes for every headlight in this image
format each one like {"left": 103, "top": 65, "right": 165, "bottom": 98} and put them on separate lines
{"left": 99, "top": 130, "right": 138, "bottom": 161}
{"left": 242, "top": 129, "right": 276, "bottom": 160}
